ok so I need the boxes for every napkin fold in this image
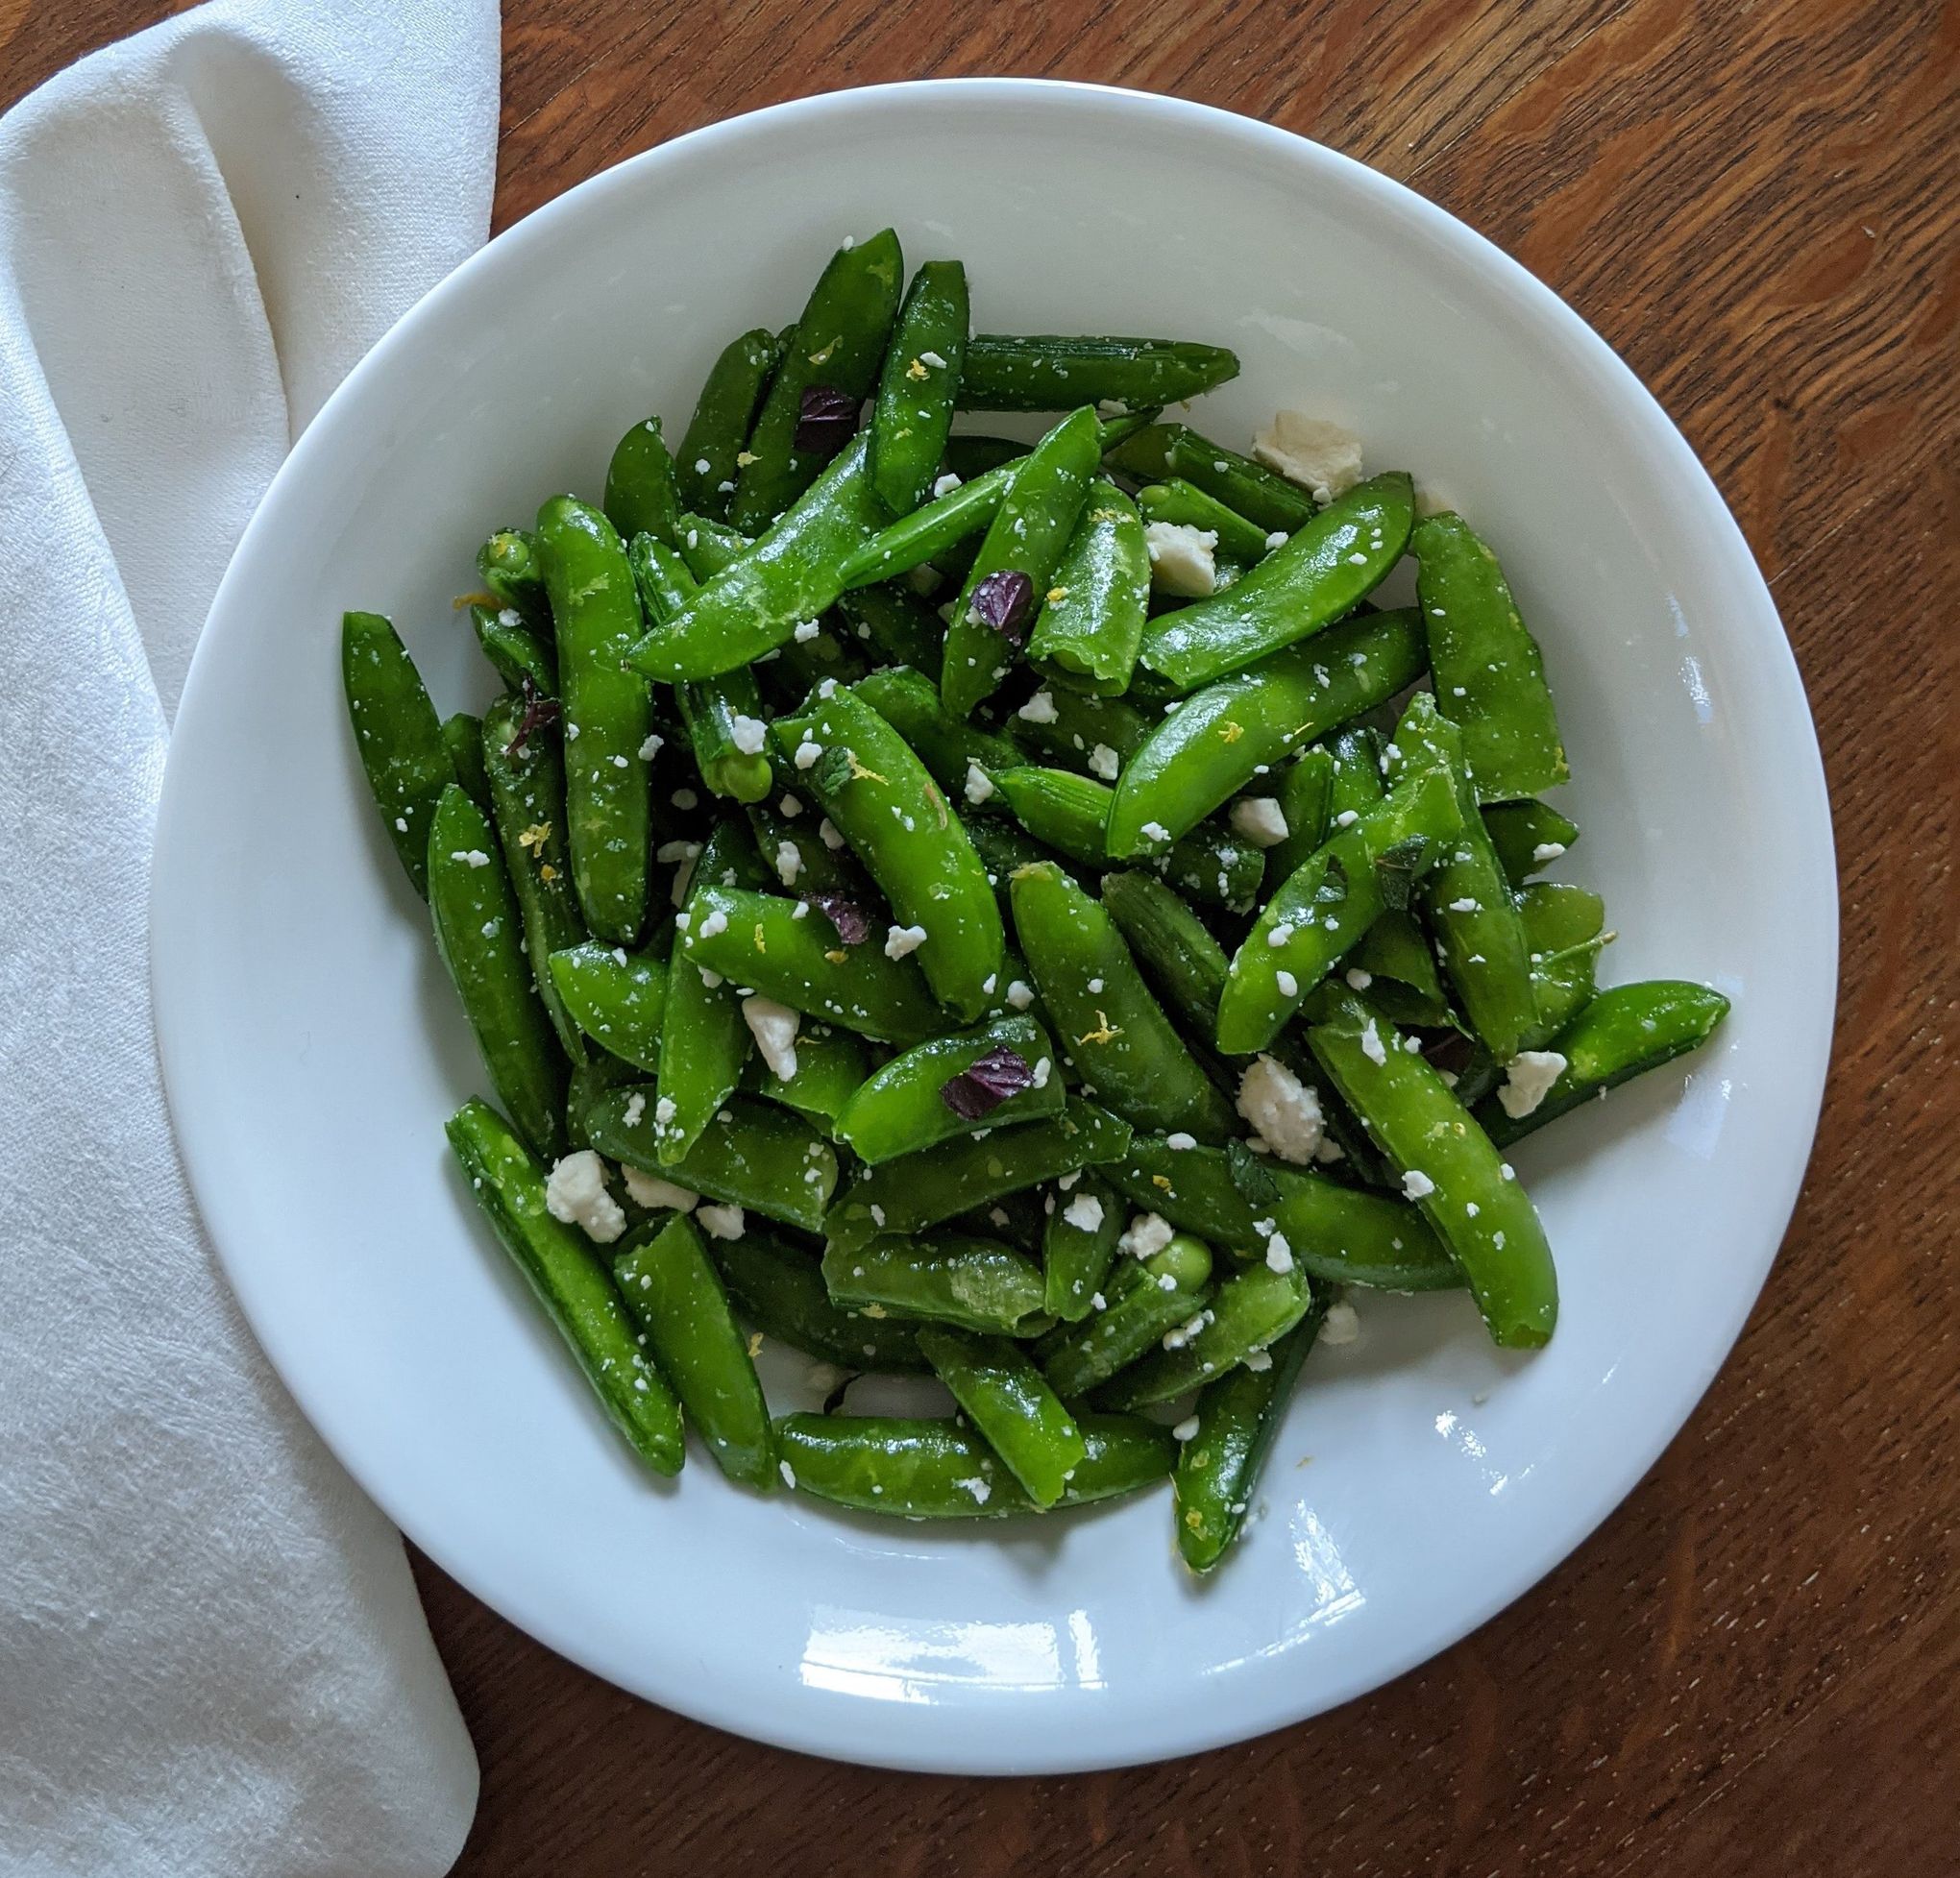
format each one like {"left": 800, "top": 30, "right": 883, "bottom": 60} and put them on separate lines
{"left": 0, "top": 3, "right": 499, "bottom": 1871}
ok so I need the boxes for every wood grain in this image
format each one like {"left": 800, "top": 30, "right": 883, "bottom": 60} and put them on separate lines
{"left": 16, "top": 1, "right": 1957, "bottom": 1872}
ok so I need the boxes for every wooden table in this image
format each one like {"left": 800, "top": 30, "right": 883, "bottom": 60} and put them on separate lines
{"left": 18, "top": 1, "right": 1957, "bottom": 1870}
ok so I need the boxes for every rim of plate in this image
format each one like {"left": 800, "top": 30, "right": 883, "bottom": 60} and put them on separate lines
{"left": 152, "top": 78, "right": 1838, "bottom": 1772}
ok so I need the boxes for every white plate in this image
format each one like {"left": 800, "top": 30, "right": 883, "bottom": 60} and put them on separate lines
{"left": 152, "top": 81, "right": 1835, "bottom": 1773}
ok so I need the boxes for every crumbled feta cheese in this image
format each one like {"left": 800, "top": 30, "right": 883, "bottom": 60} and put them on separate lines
{"left": 1334, "top": 809, "right": 1359, "bottom": 829}
{"left": 1004, "top": 979, "right": 1034, "bottom": 1011}
{"left": 1236, "top": 1055, "right": 1324, "bottom": 1164}
{"left": 1032, "top": 1056, "right": 1052, "bottom": 1089}
{"left": 1447, "top": 896, "right": 1481, "bottom": 914}
{"left": 1345, "top": 966, "right": 1373, "bottom": 990}
{"left": 1143, "top": 520, "right": 1218, "bottom": 597}
{"left": 793, "top": 737, "right": 823, "bottom": 770}
{"left": 965, "top": 760, "right": 995, "bottom": 805}
{"left": 884, "top": 923, "right": 928, "bottom": 960}
{"left": 1119, "top": 1212, "right": 1175, "bottom": 1260}
{"left": 1400, "top": 1169, "right": 1435, "bottom": 1201}
{"left": 742, "top": 995, "right": 802, "bottom": 1082}
{"left": 1360, "top": 1018, "right": 1388, "bottom": 1066}
{"left": 1264, "top": 1233, "right": 1294, "bottom": 1273}
{"left": 451, "top": 848, "right": 490, "bottom": 869}
{"left": 919, "top": 349, "right": 947, "bottom": 370}
{"left": 819, "top": 817, "right": 845, "bottom": 851}
{"left": 1264, "top": 530, "right": 1289, "bottom": 550}
{"left": 932, "top": 471, "right": 962, "bottom": 499}
{"left": 953, "top": 1475, "right": 992, "bottom": 1504}
{"left": 638, "top": 731, "right": 664, "bottom": 761}
{"left": 1171, "top": 1415, "right": 1201, "bottom": 1442}
{"left": 1230, "top": 797, "right": 1289, "bottom": 847}
{"left": 1017, "top": 690, "right": 1059, "bottom": 725}
{"left": 779, "top": 793, "right": 802, "bottom": 817}
{"left": 1531, "top": 841, "right": 1567, "bottom": 865}
{"left": 793, "top": 618, "right": 821, "bottom": 643}
{"left": 654, "top": 1096, "right": 677, "bottom": 1126}
{"left": 1497, "top": 1050, "right": 1569, "bottom": 1119}
{"left": 778, "top": 1459, "right": 796, "bottom": 1488}
{"left": 696, "top": 909, "right": 728, "bottom": 939}
{"left": 728, "top": 715, "right": 768, "bottom": 756}
{"left": 1088, "top": 743, "right": 1120, "bottom": 781}
{"left": 1164, "top": 1132, "right": 1196, "bottom": 1151}
{"left": 1321, "top": 1300, "right": 1360, "bottom": 1345}
{"left": 1276, "top": 970, "right": 1299, "bottom": 998}
{"left": 545, "top": 1150, "right": 626, "bottom": 1244}
{"left": 696, "top": 1203, "right": 747, "bottom": 1241}
{"left": 1267, "top": 921, "right": 1296, "bottom": 948}
{"left": 1140, "top": 820, "right": 1172, "bottom": 846}
{"left": 775, "top": 840, "right": 803, "bottom": 888}
{"left": 1063, "top": 1192, "right": 1105, "bottom": 1233}
{"left": 1250, "top": 411, "right": 1363, "bottom": 505}
{"left": 621, "top": 1165, "right": 699, "bottom": 1212}
{"left": 1243, "top": 1348, "right": 1273, "bottom": 1372}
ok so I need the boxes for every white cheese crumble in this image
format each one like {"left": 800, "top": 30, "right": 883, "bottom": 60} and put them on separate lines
{"left": 638, "top": 732, "right": 664, "bottom": 761}
{"left": 793, "top": 618, "right": 821, "bottom": 643}
{"left": 775, "top": 840, "right": 803, "bottom": 888}
{"left": 953, "top": 1475, "right": 992, "bottom": 1504}
{"left": 1171, "top": 1415, "right": 1201, "bottom": 1442}
{"left": 1359, "top": 1018, "right": 1388, "bottom": 1066}
{"left": 1236, "top": 1055, "right": 1324, "bottom": 1164}
{"left": 621, "top": 1165, "right": 699, "bottom": 1213}
{"left": 1164, "top": 1132, "right": 1196, "bottom": 1151}
{"left": 696, "top": 909, "right": 728, "bottom": 940}
{"left": 1119, "top": 1212, "right": 1174, "bottom": 1260}
{"left": 696, "top": 1203, "right": 747, "bottom": 1241}
{"left": 965, "top": 761, "right": 995, "bottom": 805}
{"left": 1088, "top": 743, "right": 1120, "bottom": 781}
{"left": 1531, "top": 841, "right": 1567, "bottom": 864}
{"left": 1320, "top": 1299, "right": 1360, "bottom": 1345}
{"left": 728, "top": 715, "right": 768, "bottom": 756}
{"left": 1140, "top": 820, "right": 1172, "bottom": 846}
{"left": 1264, "top": 1233, "right": 1294, "bottom": 1273}
{"left": 742, "top": 995, "right": 802, "bottom": 1082}
{"left": 793, "top": 737, "right": 823, "bottom": 770}
{"left": 1345, "top": 966, "right": 1373, "bottom": 990}
{"left": 1004, "top": 979, "right": 1034, "bottom": 1012}
{"left": 1497, "top": 1050, "right": 1569, "bottom": 1119}
{"left": 545, "top": 1150, "right": 626, "bottom": 1244}
{"left": 932, "top": 471, "right": 962, "bottom": 499}
{"left": 1229, "top": 796, "right": 1289, "bottom": 847}
{"left": 1251, "top": 411, "right": 1363, "bottom": 505}
{"left": 1017, "top": 690, "right": 1059, "bottom": 724}
{"left": 451, "top": 849, "right": 490, "bottom": 869}
{"left": 819, "top": 817, "right": 845, "bottom": 851}
{"left": 1062, "top": 1192, "right": 1105, "bottom": 1233}
{"left": 1400, "top": 1169, "right": 1435, "bottom": 1201}
{"left": 884, "top": 923, "right": 928, "bottom": 960}
{"left": 1143, "top": 520, "right": 1218, "bottom": 598}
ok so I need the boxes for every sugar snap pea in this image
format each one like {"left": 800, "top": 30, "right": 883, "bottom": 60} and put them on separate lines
{"left": 1002, "top": 684, "right": 1153, "bottom": 777}
{"left": 534, "top": 495, "right": 654, "bottom": 945}
{"left": 477, "top": 529, "right": 552, "bottom": 633}
{"left": 771, "top": 685, "right": 1003, "bottom": 1021}
{"left": 917, "top": 1327, "right": 1087, "bottom": 1507}
{"left": 832, "top": 1013, "right": 1063, "bottom": 1164}
{"left": 1136, "top": 478, "right": 1274, "bottom": 567}
{"left": 732, "top": 228, "right": 904, "bottom": 528}
{"left": 1097, "top": 870, "right": 1232, "bottom": 1042}
{"left": 615, "top": 1214, "right": 774, "bottom": 1489}
{"left": 774, "top": 1410, "right": 1173, "bottom": 1517}
{"left": 442, "top": 711, "right": 494, "bottom": 817}
{"left": 675, "top": 512, "right": 752, "bottom": 580}
{"left": 1140, "top": 472, "right": 1414, "bottom": 689}
{"left": 712, "top": 1227, "right": 926, "bottom": 1373}
{"left": 1172, "top": 1314, "right": 1317, "bottom": 1573}
{"left": 1097, "top": 1261, "right": 1317, "bottom": 1409}
{"left": 835, "top": 460, "right": 1015, "bottom": 591}
{"left": 471, "top": 602, "right": 556, "bottom": 696}
{"left": 604, "top": 415, "right": 681, "bottom": 549}
{"left": 1307, "top": 988, "right": 1556, "bottom": 1348}
{"left": 1109, "top": 607, "right": 1427, "bottom": 856}
{"left": 1262, "top": 744, "right": 1335, "bottom": 883}
{"left": 824, "top": 1098, "right": 1132, "bottom": 1252}
{"left": 1415, "top": 511, "right": 1567, "bottom": 800}
{"left": 870, "top": 259, "right": 968, "bottom": 512}
{"left": 957, "top": 333, "right": 1238, "bottom": 413}
{"left": 341, "top": 610, "right": 455, "bottom": 898}
{"left": 1011, "top": 861, "right": 1237, "bottom": 1142}
{"left": 447, "top": 1099, "right": 682, "bottom": 1473}
{"left": 851, "top": 663, "right": 1020, "bottom": 796}
{"left": 1042, "top": 1168, "right": 1124, "bottom": 1322}
{"left": 836, "top": 586, "right": 946, "bottom": 679}
{"left": 822, "top": 1233, "right": 1048, "bottom": 1336}
{"left": 677, "top": 327, "right": 782, "bottom": 520}
{"left": 1104, "top": 421, "right": 1316, "bottom": 535}
{"left": 549, "top": 938, "right": 667, "bottom": 1073}
{"left": 742, "top": 1017, "right": 870, "bottom": 1126}
{"left": 1483, "top": 797, "right": 1580, "bottom": 888}
{"left": 1026, "top": 480, "right": 1150, "bottom": 695}
{"left": 1038, "top": 1232, "right": 1213, "bottom": 1400}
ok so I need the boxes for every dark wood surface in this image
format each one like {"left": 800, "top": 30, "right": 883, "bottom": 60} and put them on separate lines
{"left": 14, "top": 1, "right": 1957, "bottom": 1871}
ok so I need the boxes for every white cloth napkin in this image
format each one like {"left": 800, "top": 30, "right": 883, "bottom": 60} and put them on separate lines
{"left": 0, "top": 3, "right": 499, "bottom": 1871}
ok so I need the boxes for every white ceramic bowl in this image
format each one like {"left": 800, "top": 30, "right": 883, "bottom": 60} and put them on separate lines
{"left": 152, "top": 80, "right": 1835, "bottom": 1773}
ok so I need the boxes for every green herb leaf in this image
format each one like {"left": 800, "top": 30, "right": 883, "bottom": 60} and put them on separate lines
{"left": 1374, "top": 836, "right": 1430, "bottom": 913}
{"left": 811, "top": 744, "right": 855, "bottom": 797}
{"left": 1226, "top": 1138, "right": 1280, "bottom": 1210}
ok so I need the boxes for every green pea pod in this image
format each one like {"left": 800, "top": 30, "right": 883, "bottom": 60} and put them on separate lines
{"left": 870, "top": 259, "right": 969, "bottom": 513}
{"left": 822, "top": 1233, "right": 1047, "bottom": 1336}
{"left": 680, "top": 883, "right": 943, "bottom": 1045}
{"left": 771, "top": 685, "right": 1003, "bottom": 1021}
{"left": 850, "top": 664, "right": 1020, "bottom": 796}
{"left": 1136, "top": 478, "right": 1276, "bottom": 565}
{"left": 1097, "top": 871, "right": 1230, "bottom": 1041}
{"left": 712, "top": 1228, "right": 926, "bottom": 1373}
{"left": 534, "top": 496, "right": 654, "bottom": 945}
{"left": 762, "top": 622, "right": 870, "bottom": 709}
{"left": 1011, "top": 862, "right": 1237, "bottom": 1143}
{"left": 428, "top": 788, "right": 568, "bottom": 1159}
{"left": 1003, "top": 684, "right": 1153, "bottom": 775}
{"left": 604, "top": 415, "right": 681, "bottom": 548}
{"left": 471, "top": 602, "right": 557, "bottom": 696}
{"left": 942, "top": 406, "right": 1103, "bottom": 719}
{"left": 1173, "top": 1315, "right": 1317, "bottom": 1573}
{"left": 1216, "top": 759, "right": 1458, "bottom": 1055}
{"left": 441, "top": 711, "right": 493, "bottom": 817}
{"left": 341, "top": 611, "right": 455, "bottom": 898}
{"left": 963, "top": 814, "right": 1067, "bottom": 908}
{"left": 833, "top": 586, "right": 944, "bottom": 679}
{"left": 549, "top": 938, "right": 667, "bottom": 1073}
{"left": 1350, "top": 908, "right": 1453, "bottom": 1028}
{"left": 1325, "top": 723, "right": 1384, "bottom": 819}
{"left": 1415, "top": 511, "right": 1568, "bottom": 800}
{"left": 1038, "top": 1233, "right": 1213, "bottom": 1400}
{"left": 657, "top": 821, "right": 765, "bottom": 1161}
{"left": 1483, "top": 798, "right": 1580, "bottom": 888}
{"left": 983, "top": 766, "right": 1263, "bottom": 915}
{"left": 564, "top": 1051, "right": 642, "bottom": 1152}
{"left": 675, "top": 512, "right": 752, "bottom": 579}
{"left": 1519, "top": 881, "right": 1605, "bottom": 955}
{"left": 732, "top": 229, "right": 905, "bottom": 528}
{"left": 1110, "top": 608, "right": 1428, "bottom": 857}
{"left": 583, "top": 1087, "right": 837, "bottom": 1234}
{"left": 1517, "top": 883, "right": 1609, "bottom": 1036}
{"left": 1141, "top": 472, "right": 1415, "bottom": 689}
{"left": 631, "top": 431, "right": 892, "bottom": 682}
{"left": 1107, "top": 1136, "right": 1462, "bottom": 1291}
{"left": 1307, "top": 988, "right": 1556, "bottom": 1348}
{"left": 957, "top": 333, "right": 1238, "bottom": 412}
{"left": 1104, "top": 422, "right": 1317, "bottom": 535}
{"left": 744, "top": 800, "right": 867, "bottom": 899}
{"left": 775, "top": 1410, "right": 1173, "bottom": 1518}
{"left": 836, "top": 461, "right": 1015, "bottom": 591}
{"left": 1529, "top": 935, "right": 1606, "bottom": 1040}
{"left": 677, "top": 327, "right": 782, "bottom": 520}
{"left": 477, "top": 528, "right": 552, "bottom": 633}
{"left": 1387, "top": 694, "right": 1539, "bottom": 1061}
{"left": 833, "top": 1013, "right": 1063, "bottom": 1164}
{"left": 1026, "top": 481, "right": 1150, "bottom": 695}
{"left": 612, "top": 1214, "right": 772, "bottom": 1488}
{"left": 480, "top": 694, "right": 589, "bottom": 1061}
{"left": 917, "top": 1326, "right": 1087, "bottom": 1507}
{"left": 1262, "top": 744, "right": 1336, "bottom": 884}
{"left": 1476, "top": 980, "right": 1729, "bottom": 1146}
{"left": 446, "top": 1100, "right": 682, "bottom": 1473}
{"left": 825, "top": 1098, "right": 1133, "bottom": 1252}
{"left": 1097, "top": 1264, "right": 1317, "bottom": 1408}
{"left": 741, "top": 1017, "right": 870, "bottom": 1126}
{"left": 1042, "top": 1169, "right": 1123, "bottom": 1322}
